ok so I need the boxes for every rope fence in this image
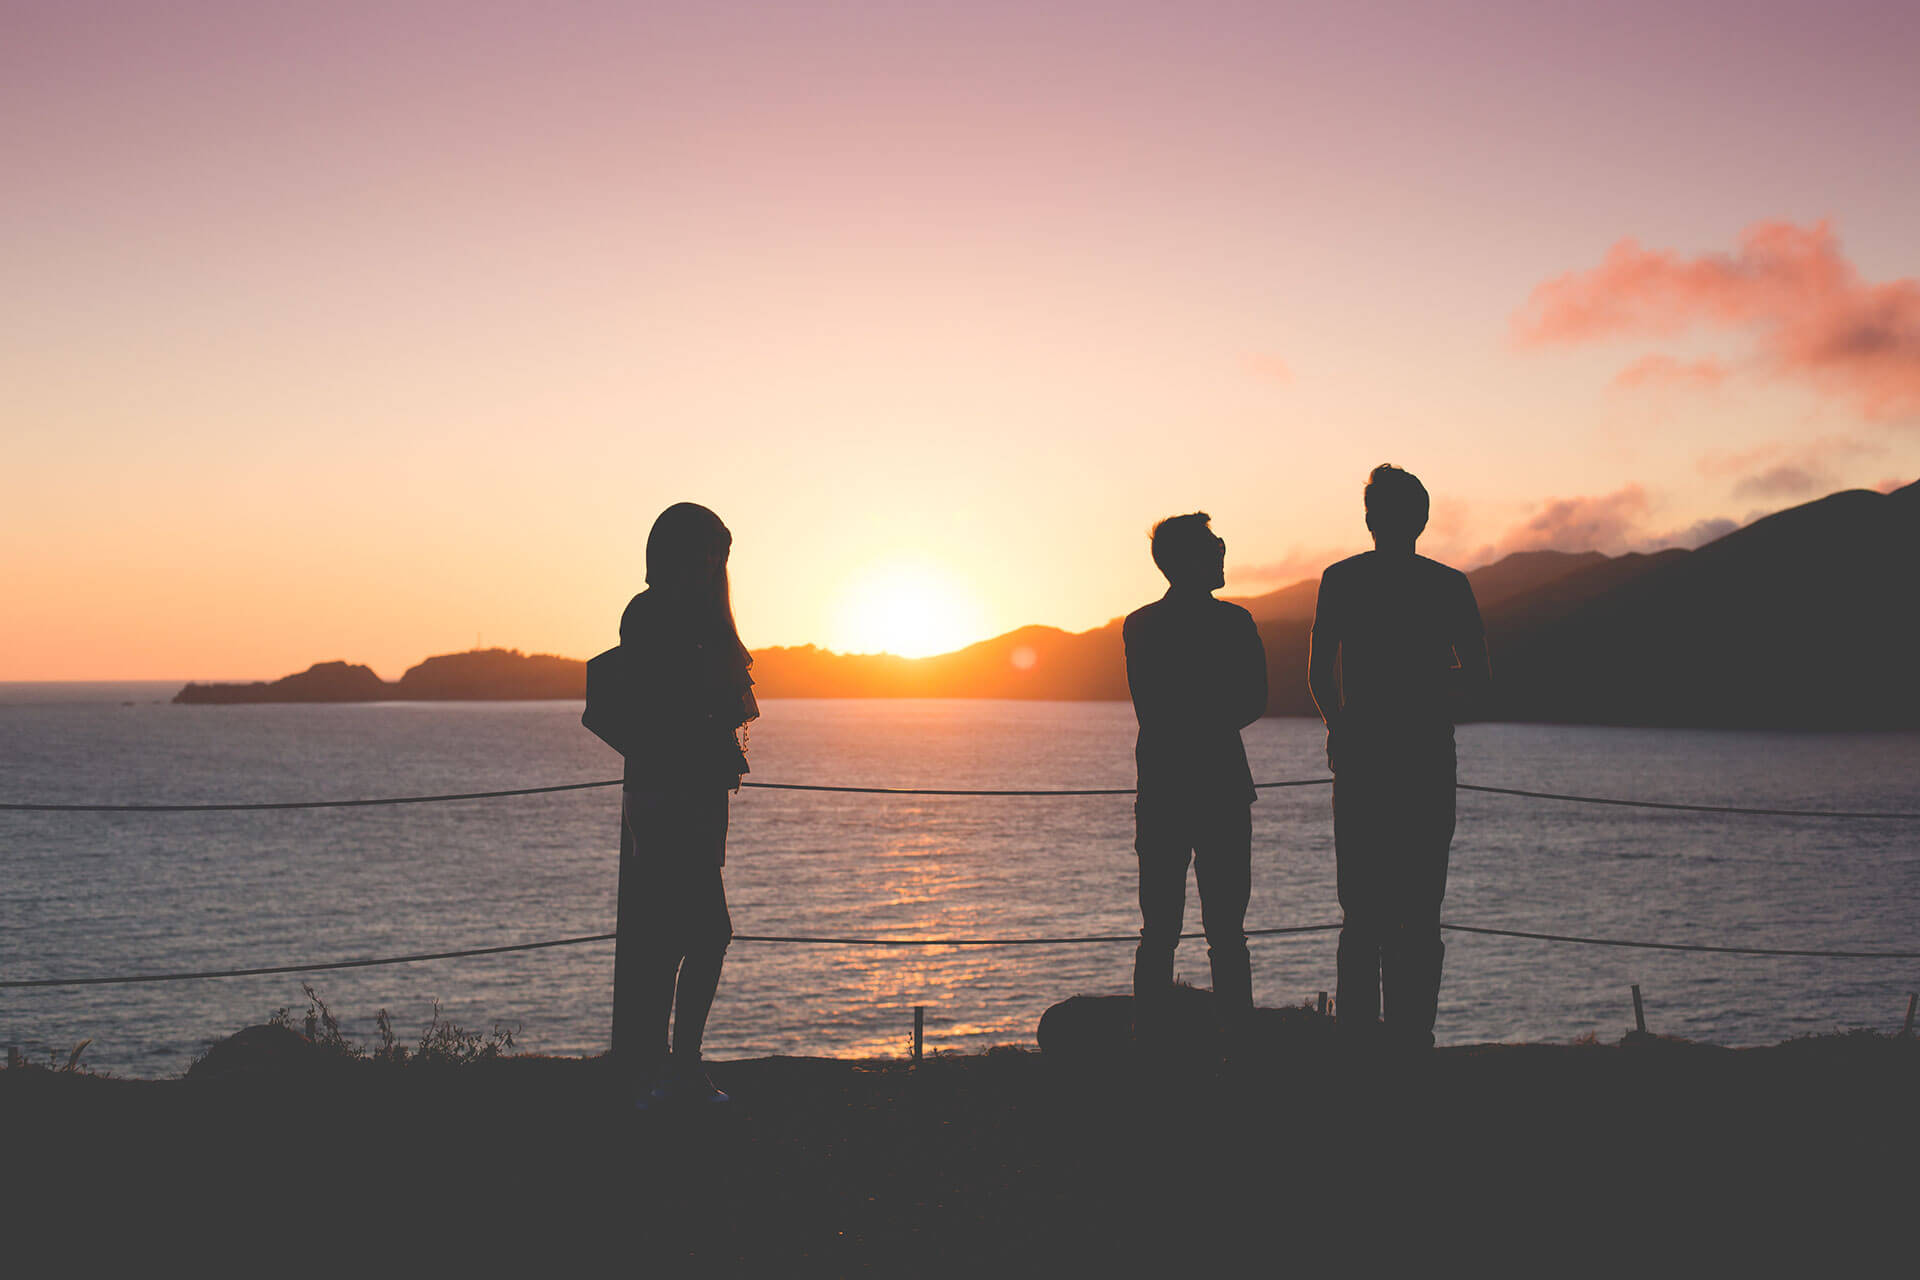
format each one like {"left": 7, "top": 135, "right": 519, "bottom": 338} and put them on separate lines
{"left": 1450, "top": 782, "right": 1920, "bottom": 821}
{"left": 8, "top": 919, "right": 1916, "bottom": 991}
{"left": 4, "top": 775, "right": 1917, "bottom": 818}
{"left": 4, "top": 771, "right": 1914, "bottom": 991}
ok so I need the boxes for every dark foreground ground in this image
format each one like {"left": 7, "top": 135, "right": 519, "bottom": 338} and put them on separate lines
{"left": 6, "top": 1010, "right": 1917, "bottom": 1271}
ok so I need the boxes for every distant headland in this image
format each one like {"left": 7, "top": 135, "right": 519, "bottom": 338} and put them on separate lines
{"left": 175, "top": 649, "right": 588, "bottom": 704}
{"left": 177, "top": 480, "right": 1920, "bottom": 728}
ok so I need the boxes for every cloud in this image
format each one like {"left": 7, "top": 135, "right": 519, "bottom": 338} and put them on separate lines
{"left": 1876, "top": 476, "right": 1912, "bottom": 493}
{"left": 1227, "top": 545, "right": 1350, "bottom": 586}
{"left": 1514, "top": 220, "right": 1920, "bottom": 421}
{"left": 1423, "top": 496, "right": 1472, "bottom": 545}
{"left": 1661, "top": 516, "right": 1739, "bottom": 548}
{"left": 1495, "top": 485, "right": 1650, "bottom": 555}
{"left": 1612, "top": 354, "right": 1727, "bottom": 391}
{"left": 1732, "top": 465, "right": 1822, "bottom": 500}
{"left": 1233, "top": 488, "right": 1759, "bottom": 586}
{"left": 1480, "top": 485, "right": 1742, "bottom": 560}
{"left": 1243, "top": 353, "right": 1293, "bottom": 384}
{"left": 1696, "top": 434, "right": 1882, "bottom": 502}
{"left": 1232, "top": 498, "right": 1469, "bottom": 586}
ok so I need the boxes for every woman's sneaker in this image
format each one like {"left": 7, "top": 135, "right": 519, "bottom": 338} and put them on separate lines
{"left": 632, "top": 1061, "right": 670, "bottom": 1111}
{"left": 642, "top": 1057, "right": 730, "bottom": 1107}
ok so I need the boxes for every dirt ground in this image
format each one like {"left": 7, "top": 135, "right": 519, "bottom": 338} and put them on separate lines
{"left": 5, "top": 1024, "right": 1915, "bottom": 1271}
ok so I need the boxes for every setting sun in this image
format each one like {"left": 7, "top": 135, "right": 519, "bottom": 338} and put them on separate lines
{"left": 829, "top": 562, "right": 988, "bottom": 658}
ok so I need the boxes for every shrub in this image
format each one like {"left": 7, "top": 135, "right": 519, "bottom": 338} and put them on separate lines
{"left": 265, "top": 985, "right": 518, "bottom": 1067}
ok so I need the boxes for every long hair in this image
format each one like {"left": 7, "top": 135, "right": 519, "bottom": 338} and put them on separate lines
{"left": 645, "top": 502, "right": 752, "bottom": 675}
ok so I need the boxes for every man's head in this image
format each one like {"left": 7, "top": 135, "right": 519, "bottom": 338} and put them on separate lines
{"left": 1150, "top": 512, "right": 1226, "bottom": 591}
{"left": 1363, "top": 464, "right": 1429, "bottom": 546}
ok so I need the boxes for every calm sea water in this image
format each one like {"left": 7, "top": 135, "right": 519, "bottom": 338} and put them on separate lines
{"left": 3, "top": 686, "right": 1917, "bottom": 1077}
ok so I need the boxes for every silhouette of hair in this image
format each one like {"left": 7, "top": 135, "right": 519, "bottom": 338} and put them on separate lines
{"left": 646, "top": 503, "right": 751, "bottom": 674}
{"left": 1364, "top": 464, "right": 1430, "bottom": 541}
{"left": 1149, "top": 512, "right": 1219, "bottom": 585}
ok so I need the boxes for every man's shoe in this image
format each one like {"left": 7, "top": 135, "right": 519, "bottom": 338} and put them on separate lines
{"left": 681, "top": 1063, "right": 731, "bottom": 1105}
{"left": 657, "top": 1056, "right": 731, "bottom": 1106}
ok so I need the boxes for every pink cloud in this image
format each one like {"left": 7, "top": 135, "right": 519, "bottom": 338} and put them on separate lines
{"left": 1515, "top": 221, "right": 1920, "bottom": 422}
{"left": 1235, "top": 488, "right": 1757, "bottom": 584}
{"left": 1243, "top": 353, "right": 1293, "bottom": 384}
{"left": 1612, "top": 354, "right": 1727, "bottom": 391}
{"left": 1732, "top": 465, "right": 1824, "bottom": 500}
{"left": 1227, "top": 545, "right": 1349, "bottom": 586}
{"left": 1493, "top": 485, "right": 1651, "bottom": 556}
{"left": 1876, "top": 476, "right": 1912, "bottom": 493}
{"left": 1480, "top": 485, "right": 1740, "bottom": 559}
{"left": 1234, "top": 498, "right": 1471, "bottom": 585}
{"left": 1697, "top": 441, "right": 1786, "bottom": 479}
{"left": 1661, "top": 516, "right": 1740, "bottom": 549}
{"left": 1423, "top": 497, "right": 1471, "bottom": 545}
{"left": 1695, "top": 434, "right": 1882, "bottom": 501}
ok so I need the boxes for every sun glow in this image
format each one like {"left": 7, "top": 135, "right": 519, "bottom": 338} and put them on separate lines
{"left": 829, "top": 562, "right": 988, "bottom": 658}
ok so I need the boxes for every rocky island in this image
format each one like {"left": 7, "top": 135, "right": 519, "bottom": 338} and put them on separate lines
{"left": 175, "top": 648, "right": 586, "bottom": 703}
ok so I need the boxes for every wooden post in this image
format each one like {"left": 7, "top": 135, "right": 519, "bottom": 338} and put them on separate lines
{"left": 1903, "top": 993, "right": 1916, "bottom": 1039}
{"left": 1317, "top": 991, "right": 1329, "bottom": 1018}
{"left": 5, "top": 1046, "right": 19, "bottom": 1071}
{"left": 1631, "top": 984, "right": 1647, "bottom": 1034}
{"left": 912, "top": 1006, "right": 924, "bottom": 1063}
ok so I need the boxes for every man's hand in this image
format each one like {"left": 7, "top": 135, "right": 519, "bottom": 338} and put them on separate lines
{"left": 1451, "top": 630, "right": 1492, "bottom": 722}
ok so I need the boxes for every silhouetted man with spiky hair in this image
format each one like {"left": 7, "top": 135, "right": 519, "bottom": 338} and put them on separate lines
{"left": 1310, "top": 465, "right": 1488, "bottom": 1050}
{"left": 1125, "top": 512, "right": 1268, "bottom": 1040}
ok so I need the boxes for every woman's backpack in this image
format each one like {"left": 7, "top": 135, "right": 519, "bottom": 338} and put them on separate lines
{"left": 581, "top": 645, "right": 635, "bottom": 756}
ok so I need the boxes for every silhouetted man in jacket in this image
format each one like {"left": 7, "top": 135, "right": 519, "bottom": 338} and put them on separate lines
{"left": 1310, "top": 465, "right": 1489, "bottom": 1049}
{"left": 1125, "top": 512, "right": 1269, "bottom": 1037}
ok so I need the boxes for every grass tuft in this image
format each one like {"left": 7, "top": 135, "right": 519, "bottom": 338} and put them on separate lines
{"left": 266, "top": 983, "right": 518, "bottom": 1068}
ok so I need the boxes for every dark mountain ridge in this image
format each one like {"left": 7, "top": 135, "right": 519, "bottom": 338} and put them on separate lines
{"left": 1484, "top": 482, "right": 1920, "bottom": 727}
{"left": 175, "top": 481, "right": 1920, "bottom": 728}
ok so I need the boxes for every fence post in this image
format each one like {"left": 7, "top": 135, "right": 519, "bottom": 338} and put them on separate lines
{"left": 1317, "top": 991, "right": 1328, "bottom": 1018}
{"left": 1631, "top": 984, "right": 1647, "bottom": 1034}
{"left": 913, "top": 1005, "right": 924, "bottom": 1063}
{"left": 1903, "top": 993, "right": 1916, "bottom": 1039}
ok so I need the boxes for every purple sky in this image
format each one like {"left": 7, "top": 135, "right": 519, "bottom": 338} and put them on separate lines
{"left": 5, "top": 1, "right": 1917, "bottom": 676}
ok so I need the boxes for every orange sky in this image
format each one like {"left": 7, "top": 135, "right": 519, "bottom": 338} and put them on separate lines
{"left": 5, "top": 3, "right": 1917, "bottom": 679}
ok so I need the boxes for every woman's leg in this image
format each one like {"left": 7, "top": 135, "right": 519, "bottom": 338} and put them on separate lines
{"left": 669, "top": 793, "right": 734, "bottom": 1061}
{"left": 613, "top": 795, "right": 678, "bottom": 1082}
{"left": 672, "top": 936, "right": 729, "bottom": 1060}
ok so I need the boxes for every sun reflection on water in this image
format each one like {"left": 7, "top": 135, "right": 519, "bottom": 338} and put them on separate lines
{"left": 813, "top": 834, "right": 1048, "bottom": 1055}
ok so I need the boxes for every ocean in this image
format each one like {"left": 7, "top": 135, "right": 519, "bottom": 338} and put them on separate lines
{"left": 3, "top": 686, "right": 1917, "bottom": 1077}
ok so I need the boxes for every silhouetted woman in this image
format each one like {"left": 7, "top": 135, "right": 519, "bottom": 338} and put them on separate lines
{"left": 612, "top": 502, "right": 757, "bottom": 1106}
